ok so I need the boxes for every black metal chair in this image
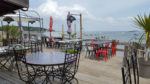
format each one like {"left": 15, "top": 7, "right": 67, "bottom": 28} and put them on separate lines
{"left": 85, "top": 43, "right": 96, "bottom": 59}
{"left": 54, "top": 41, "right": 82, "bottom": 84}
{"left": 121, "top": 57, "right": 132, "bottom": 84}
{"left": 121, "top": 46, "right": 139, "bottom": 84}
{"left": 13, "top": 45, "right": 36, "bottom": 84}
{"left": 30, "top": 41, "right": 42, "bottom": 53}
{"left": 0, "top": 46, "right": 12, "bottom": 70}
{"left": 45, "top": 37, "right": 53, "bottom": 48}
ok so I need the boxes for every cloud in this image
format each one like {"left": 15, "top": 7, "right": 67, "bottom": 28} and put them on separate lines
{"left": 32, "top": 0, "right": 94, "bottom": 20}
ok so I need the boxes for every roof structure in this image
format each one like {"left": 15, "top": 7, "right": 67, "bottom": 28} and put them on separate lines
{"left": 0, "top": 15, "right": 39, "bottom": 22}
{"left": 0, "top": 0, "right": 29, "bottom": 16}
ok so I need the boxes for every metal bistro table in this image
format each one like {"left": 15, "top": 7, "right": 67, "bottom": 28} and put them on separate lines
{"left": 86, "top": 40, "right": 109, "bottom": 48}
{"left": 58, "top": 39, "right": 81, "bottom": 49}
{"left": 25, "top": 52, "right": 66, "bottom": 83}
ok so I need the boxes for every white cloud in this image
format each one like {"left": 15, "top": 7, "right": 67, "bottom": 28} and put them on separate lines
{"left": 32, "top": 0, "right": 94, "bottom": 20}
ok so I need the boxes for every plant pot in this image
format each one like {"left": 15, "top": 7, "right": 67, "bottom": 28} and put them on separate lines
{"left": 138, "top": 57, "right": 150, "bottom": 78}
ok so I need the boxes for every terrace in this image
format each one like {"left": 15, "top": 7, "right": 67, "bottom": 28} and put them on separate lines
{"left": 0, "top": 0, "right": 150, "bottom": 84}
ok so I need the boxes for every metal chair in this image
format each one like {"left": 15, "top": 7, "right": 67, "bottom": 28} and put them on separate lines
{"left": 13, "top": 45, "right": 36, "bottom": 84}
{"left": 30, "top": 41, "right": 42, "bottom": 53}
{"left": 85, "top": 43, "right": 96, "bottom": 59}
{"left": 55, "top": 41, "right": 82, "bottom": 84}
{"left": 122, "top": 45, "right": 139, "bottom": 84}
{"left": 0, "top": 46, "right": 12, "bottom": 70}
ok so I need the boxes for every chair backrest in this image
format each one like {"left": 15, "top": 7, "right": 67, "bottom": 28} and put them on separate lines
{"left": 112, "top": 40, "right": 119, "bottom": 47}
{"left": 121, "top": 57, "right": 132, "bottom": 84}
{"left": 122, "top": 46, "right": 139, "bottom": 84}
{"left": 86, "top": 43, "right": 93, "bottom": 51}
{"left": 74, "top": 41, "right": 82, "bottom": 73}
{"left": 105, "top": 41, "right": 110, "bottom": 49}
{"left": 91, "top": 40, "right": 95, "bottom": 49}
{"left": 63, "top": 41, "right": 82, "bottom": 76}
{"left": 30, "top": 41, "right": 42, "bottom": 53}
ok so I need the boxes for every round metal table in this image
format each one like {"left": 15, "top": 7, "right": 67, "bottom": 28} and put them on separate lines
{"left": 25, "top": 52, "right": 65, "bottom": 66}
{"left": 25, "top": 52, "right": 66, "bottom": 84}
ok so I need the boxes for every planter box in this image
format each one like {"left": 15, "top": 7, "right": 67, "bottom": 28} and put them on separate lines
{"left": 139, "top": 58, "right": 150, "bottom": 78}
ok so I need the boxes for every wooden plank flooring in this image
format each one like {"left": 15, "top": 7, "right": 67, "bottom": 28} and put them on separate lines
{"left": 0, "top": 48, "right": 150, "bottom": 84}
{"left": 0, "top": 70, "right": 23, "bottom": 84}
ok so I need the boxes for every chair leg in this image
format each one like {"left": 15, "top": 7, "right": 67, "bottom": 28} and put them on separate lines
{"left": 106, "top": 53, "right": 108, "bottom": 60}
{"left": 104, "top": 53, "right": 107, "bottom": 62}
{"left": 96, "top": 51, "right": 100, "bottom": 60}
{"left": 88, "top": 51, "right": 91, "bottom": 58}
{"left": 85, "top": 51, "right": 88, "bottom": 58}
{"left": 112, "top": 48, "right": 115, "bottom": 56}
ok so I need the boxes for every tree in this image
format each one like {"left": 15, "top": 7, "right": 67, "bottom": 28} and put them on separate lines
{"left": 3, "top": 25, "right": 11, "bottom": 40}
{"left": 9, "top": 25, "right": 20, "bottom": 40}
{"left": 134, "top": 14, "right": 150, "bottom": 61}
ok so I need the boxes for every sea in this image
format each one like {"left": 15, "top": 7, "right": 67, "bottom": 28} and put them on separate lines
{"left": 44, "top": 31, "right": 144, "bottom": 42}
{"left": 44, "top": 31, "right": 145, "bottom": 56}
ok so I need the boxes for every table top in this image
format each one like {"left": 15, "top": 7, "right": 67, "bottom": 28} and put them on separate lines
{"left": 25, "top": 52, "right": 66, "bottom": 66}
{"left": 86, "top": 41, "right": 109, "bottom": 45}
{"left": 0, "top": 46, "right": 30, "bottom": 53}
{"left": 58, "top": 39, "right": 81, "bottom": 43}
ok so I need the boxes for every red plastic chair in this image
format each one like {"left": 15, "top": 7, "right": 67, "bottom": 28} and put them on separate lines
{"left": 96, "top": 49, "right": 108, "bottom": 61}
{"left": 111, "top": 40, "right": 119, "bottom": 56}
{"left": 91, "top": 40, "right": 96, "bottom": 50}
{"left": 95, "top": 42, "right": 110, "bottom": 61}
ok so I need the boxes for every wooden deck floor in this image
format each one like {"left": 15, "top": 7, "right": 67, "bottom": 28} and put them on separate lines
{"left": 0, "top": 48, "right": 150, "bottom": 84}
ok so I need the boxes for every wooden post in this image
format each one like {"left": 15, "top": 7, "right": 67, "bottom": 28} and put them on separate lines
{"left": 62, "top": 24, "right": 64, "bottom": 39}
{"left": 80, "top": 14, "right": 82, "bottom": 39}
{"left": 74, "top": 24, "right": 76, "bottom": 39}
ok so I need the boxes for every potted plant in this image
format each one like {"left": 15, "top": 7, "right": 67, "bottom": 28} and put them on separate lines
{"left": 134, "top": 14, "right": 150, "bottom": 78}
{"left": 62, "top": 33, "right": 65, "bottom": 39}
{"left": 71, "top": 33, "right": 76, "bottom": 39}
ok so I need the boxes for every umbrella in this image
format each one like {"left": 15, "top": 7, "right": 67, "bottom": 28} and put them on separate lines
{"left": 67, "top": 12, "right": 76, "bottom": 39}
{"left": 49, "top": 16, "right": 53, "bottom": 42}
{"left": 18, "top": 21, "right": 24, "bottom": 43}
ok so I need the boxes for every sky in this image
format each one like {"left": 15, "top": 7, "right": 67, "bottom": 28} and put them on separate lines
{"left": 29, "top": 0, "right": 150, "bottom": 31}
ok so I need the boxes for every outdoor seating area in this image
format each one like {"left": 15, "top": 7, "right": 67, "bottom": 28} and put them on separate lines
{"left": 0, "top": 40, "right": 82, "bottom": 84}
{"left": 1, "top": 0, "right": 150, "bottom": 84}
{"left": 85, "top": 39, "right": 119, "bottom": 61}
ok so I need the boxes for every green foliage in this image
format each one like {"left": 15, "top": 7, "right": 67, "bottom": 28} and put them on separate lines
{"left": 71, "top": 33, "right": 76, "bottom": 38}
{"left": 61, "top": 49, "right": 75, "bottom": 54}
{"left": 134, "top": 14, "right": 150, "bottom": 60}
{"left": 62, "top": 33, "right": 65, "bottom": 38}
{"left": 134, "top": 14, "right": 150, "bottom": 44}
{"left": 9, "top": 25, "right": 20, "bottom": 39}
{"left": 3, "top": 24, "right": 20, "bottom": 40}
{"left": 134, "top": 14, "right": 150, "bottom": 33}
{"left": 0, "top": 35, "right": 2, "bottom": 42}
{"left": 3, "top": 25, "right": 11, "bottom": 39}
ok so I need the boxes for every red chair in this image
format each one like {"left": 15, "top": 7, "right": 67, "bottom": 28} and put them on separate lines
{"left": 111, "top": 40, "right": 119, "bottom": 56}
{"left": 91, "top": 40, "right": 97, "bottom": 50}
{"left": 95, "top": 42, "right": 110, "bottom": 61}
{"left": 90, "top": 40, "right": 98, "bottom": 58}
